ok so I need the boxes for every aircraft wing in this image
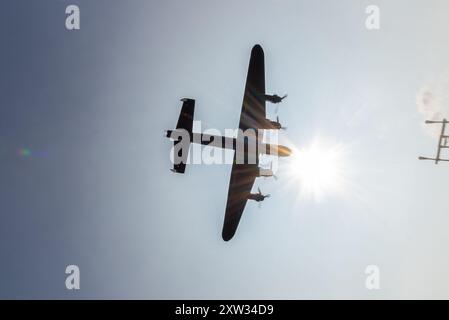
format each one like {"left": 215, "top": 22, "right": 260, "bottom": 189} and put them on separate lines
{"left": 238, "top": 45, "right": 270, "bottom": 131}
{"left": 222, "top": 45, "right": 267, "bottom": 241}
{"left": 222, "top": 159, "right": 258, "bottom": 241}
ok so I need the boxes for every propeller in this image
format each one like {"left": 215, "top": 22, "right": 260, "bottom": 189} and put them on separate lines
{"left": 257, "top": 187, "right": 263, "bottom": 209}
{"left": 275, "top": 116, "right": 287, "bottom": 130}
{"left": 275, "top": 94, "right": 287, "bottom": 113}
{"left": 256, "top": 188, "right": 270, "bottom": 209}
{"left": 257, "top": 187, "right": 271, "bottom": 198}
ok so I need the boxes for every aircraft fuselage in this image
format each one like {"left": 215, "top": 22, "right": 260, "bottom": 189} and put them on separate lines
{"left": 166, "top": 130, "right": 291, "bottom": 157}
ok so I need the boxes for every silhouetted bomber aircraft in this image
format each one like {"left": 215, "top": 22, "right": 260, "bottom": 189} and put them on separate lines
{"left": 165, "top": 45, "right": 291, "bottom": 241}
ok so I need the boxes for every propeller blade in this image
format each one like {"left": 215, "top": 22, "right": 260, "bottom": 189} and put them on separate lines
{"left": 275, "top": 105, "right": 279, "bottom": 114}
{"left": 258, "top": 187, "right": 261, "bottom": 194}
{"left": 419, "top": 156, "right": 435, "bottom": 160}
{"left": 258, "top": 202, "right": 262, "bottom": 209}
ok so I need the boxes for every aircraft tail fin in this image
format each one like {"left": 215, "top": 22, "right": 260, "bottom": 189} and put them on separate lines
{"left": 172, "top": 98, "right": 195, "bottom": 174}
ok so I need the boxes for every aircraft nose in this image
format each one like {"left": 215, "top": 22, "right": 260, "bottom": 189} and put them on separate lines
{"left": 278, "top": 146, "right": 292, "bottom": 157}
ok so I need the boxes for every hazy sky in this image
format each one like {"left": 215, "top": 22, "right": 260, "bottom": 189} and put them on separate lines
{"left": 2, "top": 0, "right": 449, "bottom": 299}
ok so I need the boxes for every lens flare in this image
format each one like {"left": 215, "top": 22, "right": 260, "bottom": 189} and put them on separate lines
{"left": 18, "top": 148, "right": 32, "bottom": 157}
{"left": 286, "top": 138, "right": 348, "bottom": 201}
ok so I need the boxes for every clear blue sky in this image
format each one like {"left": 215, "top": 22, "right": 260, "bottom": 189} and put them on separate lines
{"left": 1, "top": 0, "right": 449, "bottom": 299}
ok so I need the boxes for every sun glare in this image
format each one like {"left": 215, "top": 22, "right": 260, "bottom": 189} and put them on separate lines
{"left": 287, "top": 138, "right": 347, "bottom": 201}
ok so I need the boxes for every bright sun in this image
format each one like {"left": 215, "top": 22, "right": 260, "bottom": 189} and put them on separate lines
{"left": 287, "top": 138, "right": 347, "bottom": 201}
